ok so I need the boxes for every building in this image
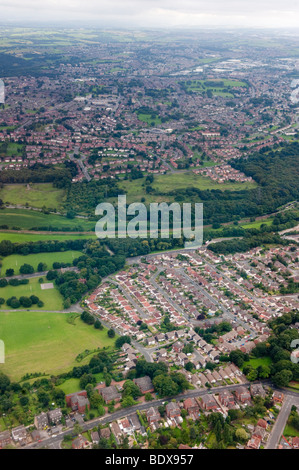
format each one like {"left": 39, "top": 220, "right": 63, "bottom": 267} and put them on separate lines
{"left": 166, "top": 402, "right": 181, "bottom": 419}
{"left": 147, "top": 407, "right": 161, "bottom": 424}
{"left": 199, "top": 394, "right": 219, "bottom": 411}
{"left": 133, "top": 376, "right": 154, "bottom": 394}
{"left": 0, "top": 430, "right": 12, "bottom": 449}
{"left": 34, "top": 412, "right": 49, "bottom": 430}
{"left": 100, "top": 385, "right": 122, "bottom": 404}
{"left": 48, "top": 408, "right": 62, "bottom": 425}
{"left": 183, "top": 398, "right": 199, "bottom": 417}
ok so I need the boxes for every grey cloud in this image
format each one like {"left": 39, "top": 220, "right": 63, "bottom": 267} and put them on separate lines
{"left": 0, "top": 0, "right": 299, "bottom": 27}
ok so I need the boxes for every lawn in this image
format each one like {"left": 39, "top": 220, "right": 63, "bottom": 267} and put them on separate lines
{"left": 242, "top": 356, "right": 272, "bottom": 370}
{"left": 0, "top": 183, "right": 66, "bottom": 210}
{"left": 0, "top": 311, "right": 116, "bottom": 381}
{"left": 0, "top": 250, "right": 84, "bottom": 276}
{"left": 0, "top": 276, "right": 64, "bottom": 311}
{"left": 0, "top": 208, "right": 95, "bottom": 231}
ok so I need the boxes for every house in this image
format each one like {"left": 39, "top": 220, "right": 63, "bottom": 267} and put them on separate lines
{"left": 100, "top": 427, "right": 111, "bottom": 440}
{"left": 11, "top": 425, "right": 28, "bottom": 446}
{"left": 72, "top": 435, "right": 87, "bottom": 449}
{"left": 247, "top": 436, "right": 261, "bottom": 449}
{"left": 235, "top": 386, "right": 251, "bottom": 404}
{"left": 183, "top": 398, "right": 199, "bottom": 417}
{"left": 218, "top": 390, "right": 235, "bottom": 408}
{"left": 110, "top": 422, "right": 122, "bottom": 444}
{"left": 165, "top": 331, "right": 176, "bottom": 341}
{"left": 0, "top": 430, "right": 12, "bottom": 449}
{"left": 133, "top": 376, "right": 154, "bottom": 394}
{"left": 100, "top": 385, "right": 122, "bottom": 404}
{"left": 250, "top": 384, "right": 266, "bottom": 399}
{"left": 199, "top": 394, "right": 219, "bottom": 411}
{"left": 91, "top": 431, "right": 100, "bottom": 444}
{"left": 48, "top": 408, "right": 62, "bottom": 425}
{"left": 173, "top": 341, "right": 184, "bottom": 353}
{"left": 66, "top": 390, "right": 88, "bottom": 408}
{"left": 146, "top": 407, "right": 161, "bottom": 424}
{"left": 67, "top": 392, "right": 90, "bottom": 413}
{"left": 272, "top": 390, "right": 284, "bottom": 404}
{"left": 166, "top": 402, "right": 181, "bottom": 419}
{"left": 34, "top": 412, "right": 49, "bottom": 430}
{"left": 257, "top": 418, "right": 268, "bottom": 430}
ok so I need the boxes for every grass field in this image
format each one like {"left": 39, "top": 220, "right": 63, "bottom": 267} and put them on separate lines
{"left": 0, "top": 232, "right": 96, "bottom": 243}
{"left": 242, "top": 356, "right": 272, "bottom": 369}
{"left": 0, "top": 208, "right": 95, "bottom": 231}
{"left": 0, "top": 183, "right": 66, "bottom": 210}
{"left": 115, "top": 172, "right": 257, "bottom": 205}
{"left": 0, "top": 311, "right": 116, "bottom": 380}
{"left": 152, "top": 172, "right": 256, "bottom": 192}
{"left": 0, "top": 250, "right": 83, "bottom": 275}
{"left": 137, "top": 112, "right": 162, "bottom": 125}
{"left": 0, "top": 276, "right": 64, "bottom": 310}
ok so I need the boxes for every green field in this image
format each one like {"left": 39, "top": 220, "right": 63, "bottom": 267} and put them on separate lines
{"left": 0, "top": 276, "right": 64, "bottom": 310}
{"left": 0, "top": 208, "right": 95, "bottom": 231}
{"left": 153, "top": 172, "right": 256, "bottom": 192}
{"left": 116, "top": 172, "right": 257, "bottom": 204}
{"left": 0, "top": 231, "right": 95, "bottom": 243}
{"left": 137, "top": 112, "right": 162, "bottom": 125}
{"left": 242, "top": 356, "right": 272, "bottom": 370}
{"left": 0, "top": 311, "right": 115, "bottom": 380}
{"left": 0, "top": 250, "right": 83, "bottom": 276}
{"left": 0, "top": 183, "right": 66, "bottom": 210}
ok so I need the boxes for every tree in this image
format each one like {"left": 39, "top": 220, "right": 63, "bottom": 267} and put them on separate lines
{"left": 19, "top": 264, "right": 34, "bottom": 274}
{"left": 235, "top": 428, "right": 248, "bottom": 442}
{"left": 152, "top": 374, "right": 179, "bottom": 397}
{"left": 273, "top": 369, "right": 293, "bottom": 387}
{"left": 0, "top": 373, "right": 10, "bottom": 393}
{"left": 5, "top": 268, "right": 14, "bottom": 277}
{"left": 115, "top": 336, "right": 131, "bottom": 348}
{"left": 107, "top": 328, "right": 115, "bottom": 338}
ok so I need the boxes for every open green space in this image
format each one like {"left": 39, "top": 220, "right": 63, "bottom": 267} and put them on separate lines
{"left": 0, "top": 276, "right": 64, "bottom": 310}
{"left": 0, "top": 183, "right": 66, "bottom": 210}
{"left": 242, "top": 356, "right": 272, "bottom": 370}
{"left": 0, "top": 231, "right": 95, "bottom": 243}
{"left": 137, "top": 112, "right": 162, "bottom": 126}
{"left": 0, "top": 208, "right": 95, "bottom": 231}
{"left": 0, "top": 311, "right": 115, "bottom": 381}
{"left": 116, "top": 172, "right": 257, "bottom": 205}
{"left": 0, "top": 250, "right": 83, "bottom": 276}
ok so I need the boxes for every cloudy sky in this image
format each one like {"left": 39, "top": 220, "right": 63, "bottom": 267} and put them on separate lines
{"left": 1, "top": 0, "right": 299, "bottom": 28}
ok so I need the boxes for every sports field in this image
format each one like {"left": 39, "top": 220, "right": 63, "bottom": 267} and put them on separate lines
{"left": 0, "top": 276, "right": 64, "bottom": 310}
{"left": 0, "top": 250, "right": 83, "bottom": 275}
{"left": 0, "top": 311, "right": 115, "bottom": 380}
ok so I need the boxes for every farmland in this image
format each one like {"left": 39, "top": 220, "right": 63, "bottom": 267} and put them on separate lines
{"left": 0, "top": 250, "right": 84, "bottom": 276}
{"left": 0, "top": 311, "right": 116, "bottom": 381}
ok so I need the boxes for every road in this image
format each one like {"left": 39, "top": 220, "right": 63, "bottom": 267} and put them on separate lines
{"left": 265, "top": 393, "right": 299, "bottom": 449}
{"left": 24, "top": 380, "right": 255, "bottom": 449}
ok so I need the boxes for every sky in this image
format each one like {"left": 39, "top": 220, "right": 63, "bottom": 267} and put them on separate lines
{"left": 1, "top": 0, "right": 299, "bottom": 28}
